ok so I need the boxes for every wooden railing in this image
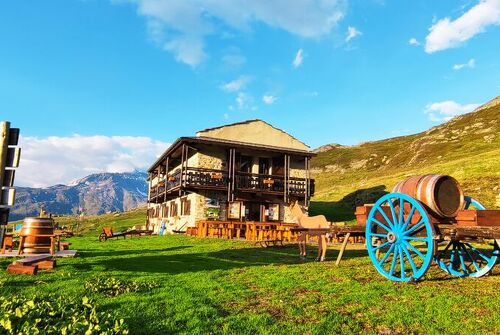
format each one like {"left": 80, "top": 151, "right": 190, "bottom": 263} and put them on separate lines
{"left": 149, "top": 168, "right": 314, "bottom": 200}
{"left": 185, "top": 167, "right": 229, "bottom": 188}
{"left": 235, "top": 172, "right": 285, "bottom": 193}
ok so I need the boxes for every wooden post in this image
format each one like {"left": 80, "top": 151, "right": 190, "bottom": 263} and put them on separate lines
{"left": 164, "top": 156, "right": 169, "bottom": 203}
{"left": 335, "top": 233, "right": 351, "bottom": 266}
{"left": 283, "top": 154, "right": 290, "bottom": 204}
{"left": 305, "top": 156, "right": 310, "bottom": 207}
{"left": 227, "top": 149, "right": 232, "bottom": 201}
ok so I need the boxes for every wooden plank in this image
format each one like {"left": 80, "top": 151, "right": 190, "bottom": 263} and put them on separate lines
{"left": 37, "top": 260, "right": 56, "bottom": 270}
{"left": 437, "top": 224, "right": 500, "bottom": 240}
{"left": 7, "top": 263, "right": 38, "bottom": 275}
{"left": 14, "top": 255, "right": 52, "bottom": 265}
{"left": 335, "top": 232, "right": 350, "bottom": 266}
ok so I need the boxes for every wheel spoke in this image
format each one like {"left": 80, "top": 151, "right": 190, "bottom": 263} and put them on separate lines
{"left": 399, "top": 247, "right": 406, "bottom": 280}
{"left": 465, "top": 243, "right": 491, "bottom": 262}
{"left": 389, "top": 245, "right": 399, "bottom": 275}
{"left": 378, "top": 244, "right": 395, "bottom": 266}
{"left": 401, "top": 206, "right": 416, "bottom": 231}
{"left": 402, "top": 246, "right": 418, "bottom": 275}
{"left": 462, "top": 244, "right": 481, "bottom": 271}
{"left": 399, "top": 198, "right": 404, "bottom": 226}
{"left": 388, "top": 199, "right": 398, "bottom": 228}
{"left": 441, "top": 241, "right": 453, "bottom": 254}
{"left": 369, "top": 233, "right": 389, "bottom": 238}
{"left": 458, "top": 250, "right": 469, "bottom": 274}
{"left": 403, "top": 236, "right": 428, "bottom": 243}
{"left": 371, "top": 218, "right": 392, "bottom": 232}
{"left": 373, "top": 240, "right": 391, "bottom": 251}
{"left": 403, "top": 240, "right": 425, "bottom": 260}
{"left": 404, "top": 220, "right": 425, "bottom": 236}
{"left": 377, "top": 206, "right": 395, "bottom": 230}
{"left": 464, "top": 197, "right": 471, "bottom": 210}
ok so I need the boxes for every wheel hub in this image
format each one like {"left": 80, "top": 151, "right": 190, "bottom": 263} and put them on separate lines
{"left": 387, "top": 232, "right": 397, "bottom": 243}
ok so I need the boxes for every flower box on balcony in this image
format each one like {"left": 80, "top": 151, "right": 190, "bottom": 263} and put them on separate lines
{"left": 210, "top": 173, "right": 223, "bottom": 180}
{"left": 263, "top": 178, "right": 274, "bottom": 185}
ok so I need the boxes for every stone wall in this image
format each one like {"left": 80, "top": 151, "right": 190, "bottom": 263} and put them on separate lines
{"left": 289, "top": 159, "right": 307, "bottom": 178}
{"left": 196, "top": 150, "right": 226, "bottom": 170}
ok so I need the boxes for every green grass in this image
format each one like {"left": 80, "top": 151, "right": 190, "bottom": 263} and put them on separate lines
{"left": 2, "top": 210, "right": 500, "bottom": 334}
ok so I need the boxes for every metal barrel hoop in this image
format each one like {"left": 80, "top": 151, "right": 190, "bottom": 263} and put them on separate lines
{"left": 435, "top": 196, "right": 499, "bottom": 278}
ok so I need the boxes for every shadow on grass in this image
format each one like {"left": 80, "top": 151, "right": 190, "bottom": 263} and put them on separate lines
{"left": 309, "top": 185, "right": 388, "bottom": 221}
{"left": 79, "top": 246, "right": 193, "bottom": 258}
{"left": 92, "top": 246, "right": 368, "bottom": 274}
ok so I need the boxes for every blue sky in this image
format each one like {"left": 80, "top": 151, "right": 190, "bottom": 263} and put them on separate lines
{"left": 1, "top": 0, "right": 500, "bottom": 186}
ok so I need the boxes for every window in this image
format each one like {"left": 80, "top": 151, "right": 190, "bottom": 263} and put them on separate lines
{"left": 161, "top": 204, "right": 169, "bottom": 218}
{"left": 239, "top": 155, "right": 253, "bottom": 173}
{"left": 170, "top": 201, "right": 178, "bottom": 217}
{"left": 181, "top": 197, "right": 191, "bottom": 216}
{"left": 259, "top": 158, "right": 270, "bottom": 175}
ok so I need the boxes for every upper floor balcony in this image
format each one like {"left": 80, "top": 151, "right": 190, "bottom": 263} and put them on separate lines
{"left": 148, "top": 167, "right": 314, "bottom": 202}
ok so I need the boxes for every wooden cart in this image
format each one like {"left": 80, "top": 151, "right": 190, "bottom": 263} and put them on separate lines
{"left": 361, "top": 193, "right": 500, "bottom": 282}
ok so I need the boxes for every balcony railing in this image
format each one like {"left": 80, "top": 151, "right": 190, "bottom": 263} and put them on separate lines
{"left": 235, "top": 172, "right": 285, "bottom": 193}
{"left": 149, "top": 168, "right": 314, "bottom": 200}
{"left": 185, "top": 167, "right": 229, "bottom": 188}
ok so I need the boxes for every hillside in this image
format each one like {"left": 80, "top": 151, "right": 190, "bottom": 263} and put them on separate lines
{"left": 310, "top": 96, "right": 500, "bottom": 221}
{"left": 11, "top": 171, "right": 148, "bottom": 220}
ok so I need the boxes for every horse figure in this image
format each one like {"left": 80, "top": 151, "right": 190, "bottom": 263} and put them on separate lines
{"left": 289, "top": 201, "right": 330, "bottom": 261}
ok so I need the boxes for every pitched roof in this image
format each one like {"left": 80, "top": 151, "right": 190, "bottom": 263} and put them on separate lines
{"left": 196, "top": 119, "right": 310, "bottom": 149}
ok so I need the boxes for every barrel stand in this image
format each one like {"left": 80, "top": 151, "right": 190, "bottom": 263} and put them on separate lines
{"left": 18, "top": 234, "right": 57, "bottom": 255}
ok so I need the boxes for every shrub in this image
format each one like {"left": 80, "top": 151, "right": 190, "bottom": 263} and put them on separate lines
{"left": 84, "top": 277, "right": 160, "bottom": 297}
{"left": 0, "top": 295, "right": 128, "bottom": 334}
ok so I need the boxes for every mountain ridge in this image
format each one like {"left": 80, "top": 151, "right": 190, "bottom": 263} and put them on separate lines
{"left": 310, "top": 96, "right": 500, "bottom": 220}
{"left": 11, "top": 171, "right": 148, "bottom": 221}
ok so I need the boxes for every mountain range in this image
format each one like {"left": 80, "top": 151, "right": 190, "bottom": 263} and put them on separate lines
{"left": 10, "top": 171, "right": 148, "bottom": 221}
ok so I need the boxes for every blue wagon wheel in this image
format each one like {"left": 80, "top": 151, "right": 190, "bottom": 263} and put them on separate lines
{"left": 366, "top": 193, "right": 436, "bottom": 282}
{"left": 435, "top": 196, "right": 499, "bottom": 278}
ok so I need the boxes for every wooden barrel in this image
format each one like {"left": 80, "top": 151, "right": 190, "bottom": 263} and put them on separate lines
{"left": 20, "top": 217, "right": 54, "bottom": 254}
{"left": 393, "top": 174, "right": 464, "bottom": 218}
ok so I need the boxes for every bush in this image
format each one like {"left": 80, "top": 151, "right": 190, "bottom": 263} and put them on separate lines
{"left": 84, "top": 277, "right": 160, "bottom": 297}
{"left": 0, "top": 295, "right": 128, "bottom": 334}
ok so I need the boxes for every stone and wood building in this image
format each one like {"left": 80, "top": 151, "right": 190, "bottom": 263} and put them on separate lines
{"left": 146, "top": 120, "right": 315, "bottom": 233}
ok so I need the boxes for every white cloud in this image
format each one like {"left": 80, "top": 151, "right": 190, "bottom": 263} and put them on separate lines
{"left": 221, "top": 75, "right": 252, "bottom": 92}
{"left": 408, "top": 37, "right": 420, "bottom": 46}
{"left": 222, "top": 52, "right": 246, "bottom": 68}
{"left": 345, "top": 26, "right": 362, "bottom": 42}
{"left": 292, "top": 49, "right": 304, "bottom": 68}
{"left": 425, "top": 0, "right": 500, "bottom": 53}
{"left": 236, "top": 92, "right": 248, "bottom": 109}
{"left": 16, "top": 135, "right": 170, "bottom": 187}
{"left": 453, "top": 58, "right": 476, "bottom": 70}
{"left": 120, "top": 0, "right": 347, "bottom": 66}
{"left": 424, "top": 100, "right": 480, "bottom": 122}
{"left": 262, "top": 95, "right": 277, "bottom": 104}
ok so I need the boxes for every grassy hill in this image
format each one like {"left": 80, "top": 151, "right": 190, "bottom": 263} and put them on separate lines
{"left": 310, "top": 96, "right": 500, "bottom": 221}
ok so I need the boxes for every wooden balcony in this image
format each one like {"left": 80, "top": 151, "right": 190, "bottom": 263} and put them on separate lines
{"left": 148, "top": 168, "right": 314, "bottom": 202}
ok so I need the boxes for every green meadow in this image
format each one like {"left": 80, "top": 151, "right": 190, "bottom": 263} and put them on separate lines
{"left": 2, "top": 210, "right": 500, "bottom": 334}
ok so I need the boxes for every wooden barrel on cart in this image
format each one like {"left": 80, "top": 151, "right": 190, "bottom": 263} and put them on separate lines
{"left": 20, "top": 217, "right": 54, "bottom": 254}
{"left": 393, "top": 174, "right": 464, "bottom": 218}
